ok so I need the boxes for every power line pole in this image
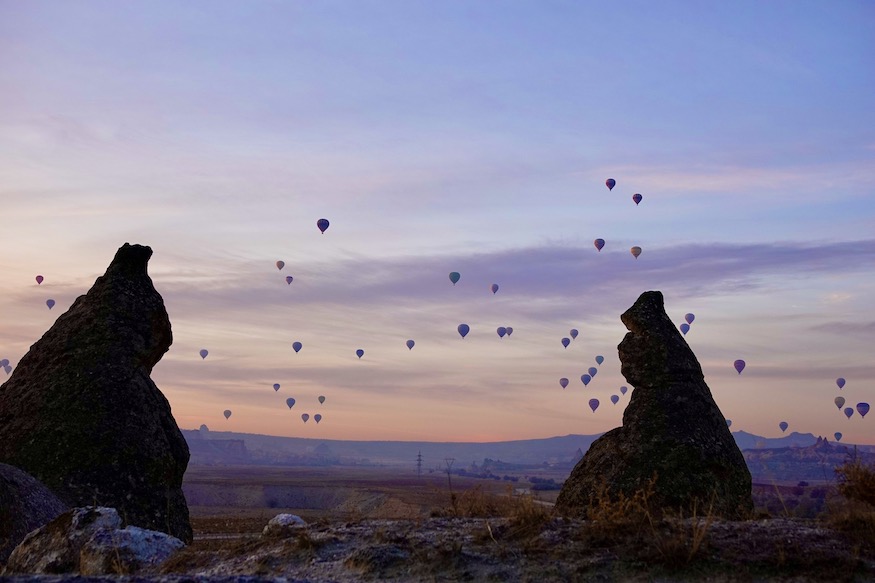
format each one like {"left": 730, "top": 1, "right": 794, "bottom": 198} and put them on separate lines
{"left": 444, "top": 457, "right": 455, "bottom": 491}
{"left": 416, "top": 450, "right": 422, "bottom": 478}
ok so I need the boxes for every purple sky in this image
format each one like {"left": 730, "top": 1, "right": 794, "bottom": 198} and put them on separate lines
{"left": 1, "top": 1, "right": 873, "bottom": 443}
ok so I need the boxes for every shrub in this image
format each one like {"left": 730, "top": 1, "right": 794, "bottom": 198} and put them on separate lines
{"left": 835, "top": 459, "right": 875, "bottom": 507}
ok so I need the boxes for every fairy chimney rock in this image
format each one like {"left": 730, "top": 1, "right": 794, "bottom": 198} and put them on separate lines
{"left": 555, "top": 290, "right": 752, "bottom": 518}
{"left": 0, "top": 243, "right": 192, "bottom": 542}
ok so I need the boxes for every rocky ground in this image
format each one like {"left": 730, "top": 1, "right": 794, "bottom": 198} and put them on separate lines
{"left": 164, "top": 514, "right": 875, "bottom": 582}
{"left": 6, "top": 510, "right": 872, "bottom": 582}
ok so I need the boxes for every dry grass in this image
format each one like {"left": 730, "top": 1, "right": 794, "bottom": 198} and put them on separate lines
{"left": 825, "top": 459, "right": 875, "bottom": 551}
{"left": 580, "top": 475, "right": 716, "bottom": 570}
{"left": 835, "top": 458, "right": 875, "bottom": 507}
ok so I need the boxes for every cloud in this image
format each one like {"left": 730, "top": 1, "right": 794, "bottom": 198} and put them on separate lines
{"left": 156, "top": 238, "right": 875, "bottom": 324}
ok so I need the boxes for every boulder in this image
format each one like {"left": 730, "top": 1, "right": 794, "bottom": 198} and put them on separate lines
{"left": 5, "top": 506, "right": 122, "bottom": 574}
{"left": 0, "top": 243, "right": 192, "bottom": 542}
{"left": 80, "top": 525, "right": 184, "bottom": 575}
{"left": 555, "top": 291, "right": 752, "bottom": 518}
{"left": 4, "top": 506, "right": 183, "bottom": 575}
{"left": 0, "top": 463, "right": 68, "bottom": 563}
{"left": 262, "top": 513, "right": 308, "bottom": 538}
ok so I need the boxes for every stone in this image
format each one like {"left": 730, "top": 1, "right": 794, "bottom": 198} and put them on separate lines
{"left": 79, "top": 525, "right": 184, "bottom": 575}
{"left": 4, "top": 506, "right": 122, "bottom": 574}
{"left": 4, "top": 506, "right": 183, "bottom": 575}
{"left": 262, "top": 513, "right": 308, "bottom": 538}
{"left": 0, "top": 243, "right": 192, "bottom": 542}
{"left": 0, "top": 463, "right": 68, "bottom": 563}
{"left": 555, "top": 291, "right": 752, "bottom": 518}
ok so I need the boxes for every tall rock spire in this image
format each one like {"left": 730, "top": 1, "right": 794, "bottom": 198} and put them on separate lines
{"left": 0, "top": 243, "right": 192, "bottom": 542}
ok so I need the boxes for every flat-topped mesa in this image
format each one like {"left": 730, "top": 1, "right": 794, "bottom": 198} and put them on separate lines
{"left": 0, "top": 243, "right": 192, "bottom": 542}
{"left": 555, "top": 291, "right": 753, "bottom": 519}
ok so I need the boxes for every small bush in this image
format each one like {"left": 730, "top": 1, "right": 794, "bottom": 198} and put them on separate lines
{"left": 827, "top": 459, "right": 875, "bottom": 550}
{"left": 835, "top": 459, "right": 875, "bottom": 507}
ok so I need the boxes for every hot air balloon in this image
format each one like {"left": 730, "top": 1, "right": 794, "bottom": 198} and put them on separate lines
{"left": 680, "top": 323, "right": 690, "bottom": 335}
{"left": 35, "top": 275, "right": 44, "bottom": 284}
{"left": 356, "top": 349, "right": 364, "bottom": 359}
{"left": 292, "top": 342, "right": 302, "bottom": 353}
{"left": 684, "top": 313, "right": 695, "bottom": 325}
{"left": 199, "top": 349, "right": 208, "bottom": 359}
{"left": 734, "top": 360, "right": 746, "bottom": 374}
{"left": 610, "top": 395, "right": 619, "bottom": 405}
{"left": 497, "top": 327, "right": 507, "bottom": 338}
{"left": 620, "top": 386, "right": 628, "bottom": 395}
{"left": 318, "top": 395, "right": 326, "bottom": 404}
{"left": 779, "top": 421, "right": 788, "bottom": 433}
{"left": 458, "top": 324, "right": 470, "bottom": 338}
{"left": 844, "top": 407, "right": 854, "bottom": 419}
{"left": 605, "top": 178, "right": 616, "bottom": 191}
{"left": 632, "top": 193, "right": 642, "bottom": 205}
{"left": 581, "top": 374, "right": 591, "bottom": 386}
{"left": 491, "top": 283, "right": 499, "bottom": 294}
{"left": 726, "top": 419, "right": 732, "bottom": 428}
{"left": 286, "top": 276, "right": 294, "bottom": 285}
{"left": 314, "top": 414, "right": 322, "bottom": 424}
{"left": 834, "top": 432, "right": 842, "bottom": 442}
{"left": 835, "top": 396, "right": 846, "bottom": 410}
{"left": 3, "top": 365, "right": 11, "bottom": 375}
{"left": 569, "top": 329, "right": 579, "bottom": 340}
{"left": 286, "top": 398, "right": 296, "bottom": 409}
{"left": 630, "top": 246, "right": 642, "bottom": 259}
{"left": 449, "top": 272, "right": 461, "bottom": 285}
{"left": 561, "top": 337, "right": 570, "bottom": 349}
{"left": 505, "top": 327, "right": 513, "bottom": 336}
{"left": 0, "top": 359, "right": 8, "bottom": 367}
{"left": 559, "top": 378, "right": 569, "bottom": 389}
{"left": 594, "top": 239, "right": 605, "bottom": 252}
{"left": 406, "top": 339, "right": 415, "bottom": 350}
{"left": 273, "top": 383, "right": 281, "bottom": 392}
{"left": 588, "top": 367, "right": 598, "bottom": 377}
{"left": 857, "top": 403, "right": 870, "bottom": 418}
{"left": 302, "top": 413, "right": 310, "bottom": 423}
{"left": 317, "top": 218, "right": 329, "bottom": 233}
{"left": 223, "top": 410, "right": 232, "bottom": 419}
{"left": 836, "top": 378, "right": 846, "bottom": 389}
{"left": 588, "top": 398, "right": 600, "bottom": 412}
{"left": 276, "top": 260, "right": 285, "bottom": 270}
{"left": 595, "top": 355, "right": 604, "bottom": 365}
{"left": 46, "top": 299, "right": 55, "bottom": 309}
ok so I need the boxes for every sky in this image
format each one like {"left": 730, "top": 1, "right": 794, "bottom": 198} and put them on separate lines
{"left": 1, "top": 1, "right": 874, "bottom": 444}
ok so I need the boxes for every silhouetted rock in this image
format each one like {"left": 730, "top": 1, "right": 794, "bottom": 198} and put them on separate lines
{"left": 0, "top": 243, "right": 192, "bottom": 542}
{"left": 0, "top": 463, "right": 68, "bottom": 563}
{"left": 556, "top": 291, "right": 752, "bottom": 518}
{"left": 4, "top": 506, "right": 183, "bottom": 575}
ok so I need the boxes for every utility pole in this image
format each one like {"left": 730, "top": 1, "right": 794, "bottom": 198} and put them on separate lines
{"left": 416, "top": 450, "right": 422, "bottom": 478}
{"left": 444, "top": 457, "right": 455, "bottom": 491}
{"left": 444, "top": 457, "right": 457, "bottom": 513}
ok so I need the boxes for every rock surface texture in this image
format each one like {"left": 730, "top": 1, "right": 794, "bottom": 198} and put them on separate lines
{"left": 0, "top": 463, "right": 68, "bottom": 562}
{"left": 0, "top": 243, "right": 192, "bottom": 542}
{"left": 4, "top": 506, "right": 183, "bottom": 575}
{"left": 555, "top": 290, "right": 753, "bottom": 518}
{"left": 262, "top": 513, "right": 308, "bottom": 538}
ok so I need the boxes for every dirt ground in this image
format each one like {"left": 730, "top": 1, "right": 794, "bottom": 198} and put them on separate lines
{"left": 164, "top": 465, "right": 875, "bottom": 581}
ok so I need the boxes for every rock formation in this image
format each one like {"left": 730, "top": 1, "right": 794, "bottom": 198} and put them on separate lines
{"left": 556, "top": 291, "right": 752, "bottom": 518}
{"left": 0, "top": 243, "right": 192, "bottom": 542}
{"left": 0, "top": 463, "right": 68, "bottom": 563}
{"left": 4, "top": 506, "right": 183, "bottom": 575}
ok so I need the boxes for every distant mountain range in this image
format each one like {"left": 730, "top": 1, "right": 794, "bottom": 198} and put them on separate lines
{"left": 183, "top": 427, "right": 873, "bottom": 478}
